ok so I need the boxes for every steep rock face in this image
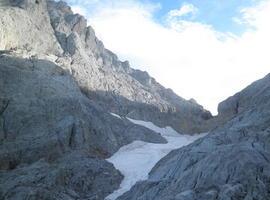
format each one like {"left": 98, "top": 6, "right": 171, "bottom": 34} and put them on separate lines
{"left": 0, "top": 0, "right": 62, "bottom": 55}
{"left": 0, "top": 152, "right": 123, "bottom": 200}
{"left": 217, "top": 74, "right": 270, "bottom": 120}
{"left": 0, "top": 0, "right": 215, "bottom": 199}
{"left": 46, "top": 0, "right": 212, "bottom": 134}
{"left": 0, "top": 55, "right": 166, "bottom": 166}
{"left": 0, "top": 54, "right": 166, "bottom": 199}
{"left": 127, "top": 70, "right": 212, "bottom": 132}
{"left": 0, "top": 0, "right": 213, "bottom": 134}
{"left": 118, "top": 74, "right": 270, "bottom": 200}
{"left": 206, "top": 74, "right": 270, "bottom": 130}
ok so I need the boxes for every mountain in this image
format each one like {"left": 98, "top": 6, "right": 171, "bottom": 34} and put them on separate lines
{"left": 3, "top": 0, "right": 212, "bottom": 134}
{"left": 0, "top": 0, "right": 213, "bottom": 199}
{"left": 1, "top": 0, "right": 269, "bottom": 200}
{"left": 118, "top": 74, "right": 270, "bottom": 200}
{"left": 47, "top": 0, "right": 213, "bottom": 134}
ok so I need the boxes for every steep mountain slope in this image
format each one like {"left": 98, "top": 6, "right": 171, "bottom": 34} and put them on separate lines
{"left": 0, "top": 0, "right": 62, "bottom": 55}
{"left": 0, "top": 0, "right": 214, "bottom": 199}
{"left": 47, "top": 0, "right": 212, "bottom": 134}
{"left": 0, "top": 0, "right": 212, "bottom": 135}
{"left": 1, "top": 1, "right": 269, "bottom": 200}
{"left": 0, "top": 54, "right": 168, "bottom": 199}
{"left": 118, "top": 74, "right": 270, "bottom": 200}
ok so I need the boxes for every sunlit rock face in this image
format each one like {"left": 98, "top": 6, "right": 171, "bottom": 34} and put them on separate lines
{"left": 46, "top": 0, "right": 213, "bottom": 134}
{"left": 0, "top": 0, "right": 62, "bottom": 55}
{"left": 0, "top": 0, "right": 212, "bottom": 134}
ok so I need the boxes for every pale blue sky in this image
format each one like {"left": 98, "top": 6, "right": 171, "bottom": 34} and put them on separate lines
{"left": 66, "top": 0, "right": 263, "bottom": 34}
{"left": 151, "top": 0, "right": 262, "bottom": 34}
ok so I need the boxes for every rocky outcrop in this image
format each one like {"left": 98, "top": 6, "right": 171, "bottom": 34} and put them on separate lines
{"left": 0, "top": 54, "right": 166, "bottom": 199}
{"left": 0, "top": 0, "right": 62, "bottom": 55}
{"left": 0, "top": 54, "right": 166, "bottom": 162}
{"left": 1, "top": 1, "right": 200, "bottom": 199}
{"left": 2, "top": 0, "right": 254, "bottom": 199}
{"left": 118, "top": 73, "right": 270, "bottom": 200}
{"left": 0, "top": 0, "right": 212, "bottom": 134}
{"left": 217, "top": 74, "right": 270, "bottom": 120}
{"left": 46, "top": 0, "right": 212, "bottom": 134}
{"left": 0, "top": 152, "right": 123, "bottom": 200}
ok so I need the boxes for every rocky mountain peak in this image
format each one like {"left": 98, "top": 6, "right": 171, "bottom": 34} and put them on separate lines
{"left": 47, "top": 0, "right": 213, "bottom": 133}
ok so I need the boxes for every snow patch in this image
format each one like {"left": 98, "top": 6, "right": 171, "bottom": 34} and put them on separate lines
{"left": 110, "top": 112, "right": 122, "bottom": 119}
{"left": 105, "top": 118, "right": 207, "bottom": 200}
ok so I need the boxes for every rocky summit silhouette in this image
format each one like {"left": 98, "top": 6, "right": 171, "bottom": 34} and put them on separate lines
{"left": 0, "top": 0, "right": 269, "bottom": 200}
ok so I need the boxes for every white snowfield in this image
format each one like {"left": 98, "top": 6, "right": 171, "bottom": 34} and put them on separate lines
{"left": 105, "top": 115, "right": 207, "bottom": 200}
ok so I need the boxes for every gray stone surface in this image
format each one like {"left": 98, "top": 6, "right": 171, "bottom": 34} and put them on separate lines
{"left": 0, "top": 1, "right": 189, "bottom": 199}
{"left": 0, "top": 152, "right": 123, "bottom": 200}
{"left": 0, "top": 0, "right": 213, "bottom": 134}
{"left": 217, "top": 74, "right": 270, "bottom": 119}
{"left": 0, "top": 0, "right": 62, "bottom": 55}
{"left": 2, "top": 0, "right": 268, "bottom": 199}
{"left": 46, "top": 0, "right": 213, "bottom": 134}
{"left": 118, "top": 73, "right": 270, "bottom": 200}
{"left": 0, "top": 55, "right": 166, "bottom": 199}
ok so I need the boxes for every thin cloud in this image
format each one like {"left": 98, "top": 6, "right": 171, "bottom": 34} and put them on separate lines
{"left": 167, "top": 3, "right": 198, "bottom": 19}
